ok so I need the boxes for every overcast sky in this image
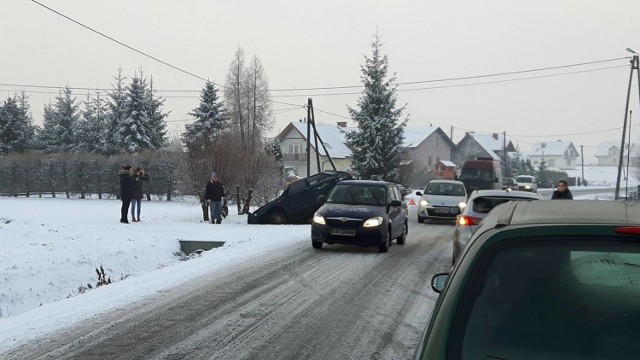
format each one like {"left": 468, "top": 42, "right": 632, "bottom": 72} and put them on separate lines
{"left": 2, "top": 0, "right": 640, "bottom": 161}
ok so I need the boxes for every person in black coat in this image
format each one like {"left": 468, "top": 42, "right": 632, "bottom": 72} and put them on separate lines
{"left": 119, "top": 165, "right": 134, "bottom": 223}
{"left": 205, "top": 171, "right": 225, "bottom": 224}
{"left": 551, "top": 180, "right": 573, "bottom": 200}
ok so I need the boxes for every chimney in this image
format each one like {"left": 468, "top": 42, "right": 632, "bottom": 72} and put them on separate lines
{"left": 492, "top": 133, "right": 499, "bottom": 140}
{"left": 337, "top": 121, "right": 347, "bottom": 127}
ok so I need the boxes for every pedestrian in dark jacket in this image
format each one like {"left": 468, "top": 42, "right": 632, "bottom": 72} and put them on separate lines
{"left": 131, "top": 167, "right": 150, "bottom": 222}
{"left": 551, "top": 180, "right": 573, "bottom": 200}
{"left": 205, "top": 171, "right": 225, "bottom": 224}
{"left": 119, "top": 165, "right": 134, "bottom": 223}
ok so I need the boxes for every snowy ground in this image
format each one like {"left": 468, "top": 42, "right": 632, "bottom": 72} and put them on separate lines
{"left": 0, "top": 165, "right": 631, "bottom": 353}
{"left": 0, "top": 197, "right": 310, "bottom": 353}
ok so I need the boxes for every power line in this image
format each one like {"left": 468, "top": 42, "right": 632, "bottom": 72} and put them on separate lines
{"left": 30, "top": 0, "right": 212, "bottom": 85}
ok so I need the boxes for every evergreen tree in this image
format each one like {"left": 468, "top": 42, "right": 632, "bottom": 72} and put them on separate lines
{"left": 76, "top": 91, "right": 109, "bottom": 153}
{"left": 38, "top": 87, "right": 79, "bottom": 153}
{"left": 147, "top": 76, "right": 168, "bottom": 150}
{"left": 118, "top": 72, "right": 153, "bottom": 153}
{"left": 105, "top": 68, "right": 128, "bottom": 155}
{"left": 346, "top": 35, "right": 406, "bottom": 181}
{"left": 0, "top": 93, "right": 34, "bottom": 154}
{"left": 182, "top": 81, "right": 228, "bottom": 150}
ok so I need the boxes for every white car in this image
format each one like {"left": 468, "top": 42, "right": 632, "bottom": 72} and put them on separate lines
{"left": 516, "top": 175, "right": 538, "bottom": 192}
{"left": 416, "top": 180, "right": 467, "bottom": 223}
{"left": 453, "top": 189, "right": 544, "bottom": 263}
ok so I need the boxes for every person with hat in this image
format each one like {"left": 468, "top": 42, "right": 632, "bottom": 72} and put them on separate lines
{"left": 131, "top": 166, "right": 150, "bottom": 222}
{"left": 119, "top": 165, "right": 134, "bottom": 223}
{"left": 205, "top": 171, "right": 225, "bottom": 224}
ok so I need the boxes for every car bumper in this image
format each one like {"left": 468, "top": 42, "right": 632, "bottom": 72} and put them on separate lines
{"left": 311, "top": 225, "right": 386, "bottom": 246}
{"left": 419, "top": 206, "right": 461, "bottom": 219}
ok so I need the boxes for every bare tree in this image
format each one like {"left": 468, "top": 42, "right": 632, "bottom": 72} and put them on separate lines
{"left": 224, "top": 48, "right": 247, "bottom": 144}
{"left": 244, "top": 55, "right": 273, "bottom": 151}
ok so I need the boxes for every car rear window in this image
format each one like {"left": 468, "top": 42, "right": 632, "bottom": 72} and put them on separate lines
{"left": 451, "top": 239, "right": 640, "bottom": 359}
{"left": 472, "top": 196, "right": 534, "bottom": 214}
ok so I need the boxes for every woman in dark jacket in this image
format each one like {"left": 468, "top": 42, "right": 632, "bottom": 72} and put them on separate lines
{"left": 131, "top": 167, "right": 149, "bottom": 222}
{"left": 119, "top": 165, "right": 134, "bottom": 223}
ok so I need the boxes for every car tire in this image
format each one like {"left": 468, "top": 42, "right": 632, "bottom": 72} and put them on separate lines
{"left": 269, "top": 211, "right": 287, "bottom": 225}
{"left": 379, "top": 229, "right": 391, "bottom": 253}
{"left": 312, "top": 240, "right": 323, "bottom": 249}
{"left": 396, "top": 221, "right": 407, "bottom": 245}
{"left": 418, "top": 216, "right": 425, "bottom": 223}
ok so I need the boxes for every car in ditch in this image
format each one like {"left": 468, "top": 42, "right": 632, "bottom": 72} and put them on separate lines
{"left": 247, "top": 170, "right": 352, "bottom": 224}
{"left": 416, "top": 180, "right": 467, "bottom": 223}
{"left": 415, "top": 200, "right": 640, "bottom": 360}
{"left": 311, "top": 180, "right": 408, "bottom": 253}
{"left": 453, "top": 189, "right": 543, "bottom": 263}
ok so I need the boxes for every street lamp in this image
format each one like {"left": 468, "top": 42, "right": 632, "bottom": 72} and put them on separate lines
{"left": 627, "top": 48, "right": 638, "bottom": 55}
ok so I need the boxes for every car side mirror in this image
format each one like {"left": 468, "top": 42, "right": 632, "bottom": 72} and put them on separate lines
{"left": 431, "top": 273, "right": 449, "bottom": 293}
{"left": 317, "top": 195, "right": 326, "bottom": 203}
{"left": 416, "top": 191, "right": 422, "bottom": 196}
{"left": 390, "top": 199, "right": 402, "bottom": 207}
{"left": 495, "top": 177, "right": 499, "bottom": 183}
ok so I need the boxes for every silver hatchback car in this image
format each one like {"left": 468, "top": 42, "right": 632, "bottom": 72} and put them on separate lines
{"left": 453, "top": 189, "right": 544, "bottom": 263}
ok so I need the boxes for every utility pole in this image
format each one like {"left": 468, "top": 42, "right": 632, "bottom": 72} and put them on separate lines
{"left": 626, "top": 110, "right": 632, "bottom": 199}
{"left": 615, "top": 49, "right": 640, "bottom": 200}
{"left": 503, "top": 131, "right": 508, "bottom": 178}
{"left": 580, "top": 145, "right": 584, "bottom": 186}
{"left": 450, "top": 126, "right": 454, "bottom": 142}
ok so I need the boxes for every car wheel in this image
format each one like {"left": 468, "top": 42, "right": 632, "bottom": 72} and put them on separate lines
{"left": 379, "top": 229, "right": 391, "bottom": 253}
{"left": 396, "top": 221, "right": 407, "bottom": 245}
{"left": 418, "top": 216, "right": 425, "bottom": 223}
{"left": 312, "top": 240, "right": 323, "bottom": 249}
{"left": 269, "top": 211, "right": 287, "bottom": 224}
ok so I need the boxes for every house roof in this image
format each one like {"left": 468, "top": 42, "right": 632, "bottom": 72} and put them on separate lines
{"left": 278, "top": 122, "right": 455, "bottom": 159}
{"left": 436, "top": 160, "right": 457, "bottom": 167}
{"left": 286, "top": 122, "right": 355, "bottom": 159}
{"left": 595, "top": 141, "right": 639, "bottom": 157}
{"left": 461, "top": 133, "right": 513, "bottom": 160}
{"left": 528, "top": 141, "right": 578, "bottom": 157}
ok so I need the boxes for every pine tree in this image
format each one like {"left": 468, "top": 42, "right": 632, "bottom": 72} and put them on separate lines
{"left": 38, "top": 87, "right": 79, "bottom": 153}
{"left": 105, "top": 68, "right": 128, "bottom": 155}
{"left": 0, "top": 93, "right": 34, "bottom": 154}
{"left": 346, "top": 35, "right": 406, "bottom": 181}
{"left": 182, "top": 81, "right": 228, "bottom": 150}
{"left": 147, "top": 76, "right": 168, "bottom": 150}
{"left": 76, "top": 91, "right": 109, "bottom": 153}
{"left": 118, "top": 72, "right": 154, "bottom": 153}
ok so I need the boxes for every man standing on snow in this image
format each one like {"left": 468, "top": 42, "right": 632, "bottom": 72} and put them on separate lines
{"left": 205, "top": 171, "right": 225, "bottom": 224}
{"left": 119, "top": 165, "right": 134, "bottom": 223}
{"left": 551, "top": 179, "right": 573, "bottom": 200}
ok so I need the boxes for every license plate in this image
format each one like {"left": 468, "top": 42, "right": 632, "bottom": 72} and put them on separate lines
{"left": 435, "top": 207, "right": 450, "bottom": 214}
{"left": 331, "top": 229, "right": 356, "bottom": 236}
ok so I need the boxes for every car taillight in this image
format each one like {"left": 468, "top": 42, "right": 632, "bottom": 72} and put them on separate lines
{"left": 615, "top": 227, "right": 640, "bottom": 235}
{"left": 457, "top": 215, "right": 481, "bottom": 226}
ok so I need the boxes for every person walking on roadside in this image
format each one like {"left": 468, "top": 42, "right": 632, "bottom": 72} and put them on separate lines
{"left": 551, "top": 180, "right": 573, "bottom": 200}
{"left": 119, "top": 165, "right": 134, "bottom": 223}
{"left": 205, "top": 171, "right": 225, "bottom": 224}
{"left": 131, "top": 166, "right": 150, "bottom": 222}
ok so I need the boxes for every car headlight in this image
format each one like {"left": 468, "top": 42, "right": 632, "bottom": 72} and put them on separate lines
{"left": 420, "top": 199, "right": 429, "bottom": 207}
{"left": 458, "top": 201, "right": 467, "bottom": 209}
{"left": 312, "top": 213, "right": 326, "bottom": 225}
{"left": 363, "top": 216, "right": 383, "bottom": 227}
{"left": 525, "top": 185, "right": 531, "bottom": 189}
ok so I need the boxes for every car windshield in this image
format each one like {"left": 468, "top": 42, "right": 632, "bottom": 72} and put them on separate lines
{"left": 424, "top": 183, "right": 465, "bottom": 196}
{"left": 452, "top": 239, "right": 640, "bottom": 359}
{"left": 326, "top": 184, "right": 386, "bottom": 206}
{"left": 472, "top": 196, "right": 536, "bottom": 214}
{"left": 516, "top": 176, "right": 533, "bottom": 183}
{"left": 460, "top": 169, "right": 493, "bottom": 181}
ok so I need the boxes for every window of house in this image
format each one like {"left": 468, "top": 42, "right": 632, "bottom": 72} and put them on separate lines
{"left": 433, "top": 137, "right": 439, "bottom": 149}
{"left": 289, "top": 144, "right": 293, "bottom": 154}
{"left": 548, "top": 159, "right": 556, "bottom": 167}
{"left": 428, "top": 156, "right": 433, "bottom": 166}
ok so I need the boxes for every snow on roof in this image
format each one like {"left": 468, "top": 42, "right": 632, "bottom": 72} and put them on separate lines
{"left": 290, "top": 122, "right": 355, "bottom": 159}
{"left": 437, "top": 160, "right": 457, "bottom": 167}
{"left": 403, "top": 127, "right": 437, "bottom": 148}
{"left": 595, "top": 141, "right": 618, "bottom": 157}
{"left": 529, "top": 140, "right": 576, "bottom": 157}
{"left": 467, "top": 133, "right": 506, "bottom": 160}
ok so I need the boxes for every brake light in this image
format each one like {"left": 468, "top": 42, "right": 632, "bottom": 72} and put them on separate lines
{"left": 457, "top": 215, "right": 481, "bottom": 226}
{"left": 615, "top": 227, "right": 640, "bottom": 235}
